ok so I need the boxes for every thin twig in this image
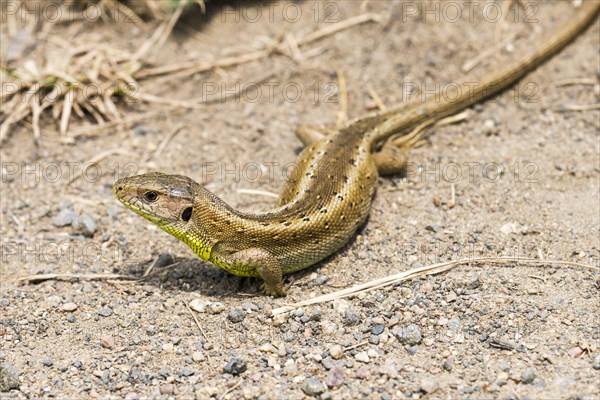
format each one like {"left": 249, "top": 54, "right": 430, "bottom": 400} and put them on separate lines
{"left": 553, "top": 77, "right": 597, "bottom": 87}
{"left": 16, "top": 273, "right": 135, "bottom": 283}
{"left": 219, "top": 378, "right": 244, "bottom": 400}
{"left": 183, "top": 299, "right": 209, "bottom": 342}
{"left": 462, "top": 31, "right": 518, "bottom": 73}
{"left": 135, "top": 13, "right": 383, "bottom": 81}
{"left": 528, "top": 275, "right": 547, "bottom": 283}
{"left": 69, "top": 109, "right": 172, "bottom": 137}
{"left": 271, "top": 257, "right": 598, "bottom": 315}
{"left": 366, "top": 83, "right": 387, "bottom": 111}
{"left": 344, "top": 340, "right": 369, "bottom": 352}
{"left": 145, "top": 123, "right": 185, "bottom": 163}
{"left": 300, "top": 13, "right": 384, "bottom": 45}
{"left": 237, "top": 189, "right": 279, "bottom": 198}
{"left": 334, "top": 66, "right": 348, "bottom": 128}
{"left": 132, "top": 0, "right": 187, "bottom": 62}
{"left": 555, "top": 104, "right": 600, "bottom": 112}
{"left": 67, "top": 148, "right": 137, "bottom": 185}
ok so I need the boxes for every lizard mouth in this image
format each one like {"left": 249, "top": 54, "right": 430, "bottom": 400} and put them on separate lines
{"left": 113, "top": 182, "right": 163, "bottom": 225}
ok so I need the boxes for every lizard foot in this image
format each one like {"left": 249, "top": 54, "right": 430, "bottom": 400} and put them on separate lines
{"left": 259, "top": 282, "right": 287, "bottom": 297}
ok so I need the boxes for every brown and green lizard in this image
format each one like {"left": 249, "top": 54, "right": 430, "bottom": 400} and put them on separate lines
{"left": 114, "top": 2, "right": 599, "bottom": 296}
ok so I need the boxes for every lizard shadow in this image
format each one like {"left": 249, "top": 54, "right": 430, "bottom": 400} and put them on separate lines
{"left": 129, "top": 215, "right": 369, "bottom": 299}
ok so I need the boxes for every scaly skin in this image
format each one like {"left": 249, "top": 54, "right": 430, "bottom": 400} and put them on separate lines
{"left": 114, "top": 2, "right": 599, "bottom": 296}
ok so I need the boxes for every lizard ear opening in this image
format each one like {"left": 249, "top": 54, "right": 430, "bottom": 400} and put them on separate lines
{"left": 181, "top": 207, "right": 193, "bottom": 222}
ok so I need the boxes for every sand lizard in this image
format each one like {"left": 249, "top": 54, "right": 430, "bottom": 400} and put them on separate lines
{"left": 114, "top": 2, "right": 599, "bottom": 296}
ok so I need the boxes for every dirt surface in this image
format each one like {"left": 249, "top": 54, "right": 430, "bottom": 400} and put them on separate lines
{"left": 1, "top": 1, "right": 599, "bottom": 399}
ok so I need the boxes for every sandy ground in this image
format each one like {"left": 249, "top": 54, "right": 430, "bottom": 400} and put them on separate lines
{"left": 1, "top": 1, "right": 599, "bottom": 399}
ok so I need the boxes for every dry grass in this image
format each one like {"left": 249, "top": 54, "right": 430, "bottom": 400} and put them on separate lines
{"left": 0, "top": 0, "right": 204, "bottom": 144}
{"left": 1, "top": 1, "right": 382, "bottom": 144}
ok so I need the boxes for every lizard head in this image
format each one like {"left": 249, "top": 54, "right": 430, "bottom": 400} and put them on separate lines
{"left": 114, "top": 172, "right": 199, "bottom": 236}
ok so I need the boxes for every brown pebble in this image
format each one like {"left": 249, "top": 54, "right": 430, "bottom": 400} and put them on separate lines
{"left": 100, "top": 335, "right": 114, "bottom": 349}
{"left": 329, "top": 344, "right": 343, "bottom": 360}
{"left": 159, "top": 384, "right": 175, "bottom": 395}
{"left": 60, "top": 303, "right": 78, "bottom": 312}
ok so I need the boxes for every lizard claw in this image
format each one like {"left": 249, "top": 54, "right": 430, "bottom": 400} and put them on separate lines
{"left": 259, "top": 282, "right": 286, "bottom": 297}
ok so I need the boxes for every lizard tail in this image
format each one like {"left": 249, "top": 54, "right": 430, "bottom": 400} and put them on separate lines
{"left": 365, "top": 0, "right": 600, "bottom": 148}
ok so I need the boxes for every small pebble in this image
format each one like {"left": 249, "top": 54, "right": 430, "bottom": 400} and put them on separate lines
{"left": 66, "top": 315, "right": 76, "bottom": 323}
{"left": 442, "top": 358, "right": 454, "bottom": 371}
{"left": 419, "top": 377, "right": 439, "bottom": 393}
{"left": 42, "top": 360, "right": 53, "bottom": 367}
{"left": 592, "top": 355, "right": 600, "bottom": 370}
{"left": 521, "top": 367, "right": 536, "bottom": 384}
{"left": 178, "top": 367, "right": 195, "bottom": 377}
{"left": 195, "top": 301, "right": 225, "bottom": 314}
{"left": 159, "top": 384, "right": 175, "bottom": 395}
{"left": 227, "top": 309, "right": 246, "bottom": 323}
{"left": 446, "top": 292, "right": 458, "bottom": 302}
{"left": 72, "top": 215, "right": 97, "bottom": 237}
{"left": 153, "top": 253, "right": 174, "bottom": 268}
{"left": 240, "top": 302, "right": 258, "bottom": 312}
{"left": 369, "top": 335, "right": 380, "bottom": 345}
{"left": 1, "top": 299, "right": 9, "bottom": 307}
{"left": 207, "top": 302, "right": 226, "bottom": 314}
{"left": 310, "top": 306, "right": 322, "bottom": 321}
{"left": 52, "top": 209, "right": 77, "bottom": 227}
{"left": 394, "top": 324, "right": 422, "bottom": 346}
{"left": 60, "top": 302, "right": 78, "bottom": 312}
{"left": 302, "top": 377, "right": 325, "bottom": 396}
{"left": 329, "top": 344, "right": 343, "bottom": 360}
{"left": 332, "top": 299, "right": 350, "bottom": 315}
{"left": 326, "top": 366, "right": 344, "bottom": 388}
{"left": 101, "top": 335, "right": 114, "bottom": 349}
{"left": 371, "top": 324, "right": 384, "bottom": 335}
{"left": 0, "top": 364, "right": 19, "bottom": 392}
{"left": 192, "top": 352, "right": 205, "bottom": 362}
{"left": 342, "top": 309, "right": 360, "bottom": 326}
{"left": 500, "top": 222, "right": 517, "bottom": 235}
{"left": 223, "top": 357, "right": 247, "bottom": 375}
{"left": 189, "top": 299, "right": 208, "bottom": 313}
{"left": 354, "top": 351, "right": 370, "bottom": 363}
{"left": 97, "top": 308, "right": 113, "bottom": 317}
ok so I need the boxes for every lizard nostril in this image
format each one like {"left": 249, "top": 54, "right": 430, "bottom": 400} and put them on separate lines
{"left": 117, "top": 186, "right": 123, "bottom": 191}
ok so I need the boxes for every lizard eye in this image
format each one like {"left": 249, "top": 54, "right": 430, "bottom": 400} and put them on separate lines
{"left": 144, "top": 191, "right": 159, "bottom": 202}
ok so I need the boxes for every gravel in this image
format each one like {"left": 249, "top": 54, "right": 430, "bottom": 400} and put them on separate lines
{"left": 326, "top": 366, "right": 345, "bottom": 388}
{"left": 227, "top": 308, "right": 246, "bottom": 323}
{"left": 71, "top": 214, "right": 97, "bottom": 237}
{"left": 51, "top": 209, "right": 77, "bottom": 227}
{"left": 223, "top": 357, "right": 247, "bottom": 375}
{"left": 1, "top": 3, "right": 598, "bottom": 399}
{"left": 153, "top": 253, "right": 175, "bottom": 268}
{"left": 97, "top": 308, "right": 113, "bottom": 317}
{"left": 394, "top": 324, "right": 422, "bottom": 346}
{"left": 521, "top": 367, "right": 536, "bottom": 384}
{"left": 302, "top": 377, "right": 326, "bottom": 396}
{"left": 371, "top": 324, "right": 384, "bottom": 335}
{"left": 442, "top": 358, "right": 454, "bottom": 371}
{"left": 0, "top": 364, "right": 19, "bottom": 392}
{"left": 342, "top": 308, "right": 360, "bottom": 326}
{"left": 593, "top": 355, "right": 600, "bottom": 370}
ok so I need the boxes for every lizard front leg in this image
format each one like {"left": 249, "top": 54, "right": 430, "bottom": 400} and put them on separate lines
{"left": 212, "top": 246, "right": 286, "bottom": 297}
